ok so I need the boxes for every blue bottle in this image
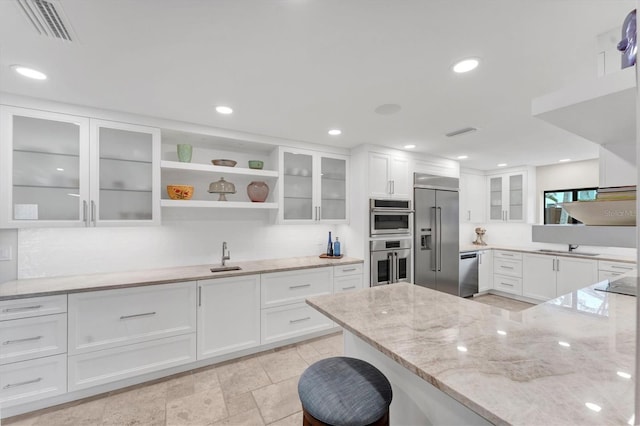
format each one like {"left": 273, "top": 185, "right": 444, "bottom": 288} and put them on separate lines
{"left": 326, "top": 232, "right": 333, "bottom": 256}
{"left": 333, "top": 237, "right": 341, "bottom": 256}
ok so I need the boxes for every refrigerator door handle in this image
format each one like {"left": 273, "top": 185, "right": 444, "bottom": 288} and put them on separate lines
{"left": 437, "top": 206, "right": 442, "bottom": 272}
{"left": 430, "top": 207, "right": 437, "bottom": 271}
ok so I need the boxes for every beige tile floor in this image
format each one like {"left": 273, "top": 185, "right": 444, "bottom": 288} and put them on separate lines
{"left": 3, "top": 294, "right": 527, "bottom": 426}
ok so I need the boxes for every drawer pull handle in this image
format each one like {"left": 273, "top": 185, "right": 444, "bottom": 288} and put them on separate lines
{"left": 611, "top": 265, "right": 633, "bottom": 270}
{"left": 289, "top": 316, "right": 311, "bottom": 324}
{"left": 289, "top": 284, "right": 311, "bottom": 290}
{"left": 3, "top": 336, "right": 43, "bottom": 345}
{"left": 500, "top": 282, "right": 514, "bottom": 287}
{"left": 502, "top": 254, "right": 514, "bottom": 257}
{"left": 4, "top": 377, "right": 42, "bottom": 389}
{"left": 341, "top": 268, "right": 357, "bottom": 272}
{"left": 120, "top": 312, "right": 156, "bottom": 320}
{"left": 500, "top": 266, "right": 514, "bottom": 270}
{"left": 342, "top": 286, "right": 356, "bottom": 290}
{"left": 3, "top": 305, "right": 42, "bottom": 313}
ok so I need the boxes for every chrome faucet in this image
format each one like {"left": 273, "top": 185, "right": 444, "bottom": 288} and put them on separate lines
{"left": 568, "top": 244, "right": 579, "bottom": 252}
{"left": 221, "top": 241, "right": 231, "bottom": 266}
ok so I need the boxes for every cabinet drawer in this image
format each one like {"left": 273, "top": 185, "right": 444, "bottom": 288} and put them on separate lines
{"left": 493, "top": 275, "right": 522, "bottom": 295}
{"left": 68, "top": 281, "right": 196, "bottom": 355}
{"left": 0, "top": 313, "right": 67, "bottom": 365}
{"left": 68, "top": 333, "right": 196, "bottom": 392}
{"left": 493, "top": 250, "right": 522, "bottom": 261}
{"left": 261, "top": 268, "right": 332, "bottom": 308}
{"left": 261, "top": 303, "right": 333, "bottom": 345}
{"left": 0, "top": 354, "right": 66, "bottom": 408}
{"left": 333, "top": 264, "right": 363, "bottom": 277}
{"left": 494, "top": 258, "right": 522, "bottom": 277}
{"left": 333, "top": 275, "right": 363, "bottom": 293}
{"left": 598, "top": 260, "right": 635, "bottom": 273}
{"left": 0, "top": 295, "right": 67, "bottom": 321}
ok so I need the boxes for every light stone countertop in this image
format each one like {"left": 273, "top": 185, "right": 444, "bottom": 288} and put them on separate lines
{"left": 307, "top": 279, "right": 636, "bottom": 426}
{"left": 459, "top": 243, "right": 636, "bottom": 263}
{"left": 0, "top": 256, "right": 363, "bottom": 300}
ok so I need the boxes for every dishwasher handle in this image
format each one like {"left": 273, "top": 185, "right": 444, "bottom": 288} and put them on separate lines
{"left": 460, "top": 253, "right": 478, "bottom": 260}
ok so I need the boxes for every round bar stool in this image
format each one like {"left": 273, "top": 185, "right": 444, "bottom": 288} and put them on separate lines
{"left": 298, "top": 356, "right": 393, "bottom": 426}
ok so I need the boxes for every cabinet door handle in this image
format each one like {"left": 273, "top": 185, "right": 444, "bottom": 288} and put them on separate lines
{"left": 2, "top": 305, "right": 42, "bottom": 313}
{"left": 391, "top": 180, "right": 395, "bottom": 194}
{"left": 556, "top": 259, "right": 560, "bottom": 272}
{"left": 4, "top": 377, "right": 42, "bottom": 389}
{"left": 91, "top": 200, "right": 96, "bottom": 226}
{"left": 318, "top": 206, "right": 321, "bottom": 221}
{"left": 83, "top": 200, "right": 88, "bottom": 226}
{"left": 120, "top": 311, "right": 156, "bottom": 320}
{"left": 198, "top": 286, "right": 202, "bottom": 307}
{"left": 341, "top": 267, "right": 357, "bottom": 272}
{"left": 478, "top": 253, "right": 483, "bottom": 265}
{"left": 289, "top": 316, "right": 311, "bottom": 324}
{"left": 289, "top": 284, "right": 312, "bottom": 290}
{"left": 3, "top": 336, "right": 43, "bottom": 345}
{"left": 552, "top": 259, "right": 556, "bottom": 271}
{"left": 467, "top": 210, "right": 471, "bottom": 221}
{"left": 611, "top": 265, "right": 633, "bottom": 270}
{"left": 342, "top": 286, "right": 356, "bottom": 290}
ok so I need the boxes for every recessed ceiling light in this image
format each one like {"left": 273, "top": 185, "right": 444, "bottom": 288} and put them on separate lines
{"left": 497, "top": 330, "right": 507, "bottom": 336}
{"left": 559, "top": 158, "right": 571, "bottom": 162}
{"left": 328, "top": 129, "right": 342, "bottom": 136}
{"left": 11, "top": 65, "right": 47, "bottom": 80}
{"left": 617, "top": 371, "right": 632, "bottom": 379}
{"left": 456, "top": 345, "right": 468, "bottom": 352}
{"left": 404, "top": 144, "right": 416, "bottom": 149}
{"left": 457, "top": 155, "right": 468, "bottom": 160}
{"left": 56, "top": 168, "right": 64, "bottom": 171}
{"left": 452, "top": 58, "right": 479, "bottom": 73}
{"left": 558, "top": 341, "right": 571, "bottom": 348}
{"left": 497, "top": 163, "right": 507, "bottom": 167}
{"left": 215, "top": 106, "right": 233, "bottom": 114}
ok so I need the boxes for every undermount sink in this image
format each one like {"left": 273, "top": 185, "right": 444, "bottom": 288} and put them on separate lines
{"left": 210, "top": 265, "right": 242, "bottom": 273}
{"left": 537, "top": 249, "right": 599, "bottom": 256}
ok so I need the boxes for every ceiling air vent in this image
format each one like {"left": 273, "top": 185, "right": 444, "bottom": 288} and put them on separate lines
{"left": 15, "top": 0, "right": 76, "bottom": 42}
{"left": 445, "top": 127, "right": 477, "bottom": 137}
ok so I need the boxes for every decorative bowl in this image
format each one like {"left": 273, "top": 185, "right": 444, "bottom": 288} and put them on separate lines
{"left": 248, "top": 160, "right": 264, "bottom": 170}
{"left": 167, "top": 185, "right": 194, "bottom": 200}
{"left": 212, "top": 159, "right": 237, "bottom": 167}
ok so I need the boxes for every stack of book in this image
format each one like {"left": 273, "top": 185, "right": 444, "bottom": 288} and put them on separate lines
{"left": 596, "top": 186, "right": 636, "bottom": 201}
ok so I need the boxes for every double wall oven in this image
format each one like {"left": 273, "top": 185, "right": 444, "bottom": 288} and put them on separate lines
{"left": 370, "top": 199, "right": 413, "bottom": 286}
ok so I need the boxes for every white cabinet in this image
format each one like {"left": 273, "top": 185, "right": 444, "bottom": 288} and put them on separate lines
{"left": 523, "top": 254, "right": 598, "bottom": 301}
{"left": 368, "top": 152, "right": 410, "bottom": 199}
{"left": 0, "top": 106, "right": 160, "bottom": 228}
{"left": 487, "top": 168, "right": 534, "bottom": 223}
{"left": 493, "top": 251, "right": 523, "bottom": 295}
{"left": 459, "top": 172, "right": 486, "bottom": 223}
{"left": 477, "top": 250, "right": 493, "bottom": 292}
{"left": 598, "top": 260, "right": 636, "bottom": 281}
{"left": 197, "top": 275, "right": 261, "bottom": 360}
{"left": 279, "top": 147, "right": 349, "bottom": 222}
{"left": 261, "top": 267, "right": 334, "bottom": 344}
{"left": 0, "top": 295, "right": 68, "bottom": 408}
{"left": 333, "top": 264, "right": 364, "bottom": 293}
{"left": 67, "top": 282, "right": 196, "bottom": 391}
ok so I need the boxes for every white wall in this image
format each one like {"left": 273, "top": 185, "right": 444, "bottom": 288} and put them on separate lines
{"left": 15, "top": 211, "right": 341, "bottom": 279}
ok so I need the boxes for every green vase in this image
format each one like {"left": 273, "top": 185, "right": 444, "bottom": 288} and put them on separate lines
{"left": 177, "top": 144, "right": 192, "bottom": 162}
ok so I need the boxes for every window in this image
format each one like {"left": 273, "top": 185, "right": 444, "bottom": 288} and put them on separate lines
{"left": 544, "top": 188, "right": 597, "bottom": 224}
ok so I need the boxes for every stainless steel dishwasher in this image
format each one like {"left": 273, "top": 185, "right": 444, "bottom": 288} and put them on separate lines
{"left": 459, "top": 251, "right": 479, "bottom": 297}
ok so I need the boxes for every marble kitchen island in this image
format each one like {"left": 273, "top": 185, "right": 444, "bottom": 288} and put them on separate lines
{"left": 306, "top": 281, "right": 635, "bottom": 425}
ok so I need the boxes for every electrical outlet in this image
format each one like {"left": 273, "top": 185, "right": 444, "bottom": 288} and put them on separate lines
{"left": 0, "top": 246, "right": 12, "bottom": 261}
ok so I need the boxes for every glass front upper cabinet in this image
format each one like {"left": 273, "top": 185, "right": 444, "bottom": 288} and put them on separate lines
{"left": 91, "top": 120, "right": 160, "bottom": 224}
{"left": 0, "top": 107, "right": 160, "bottom": 228}
{"left": 280, "top": 148, "right": 348, "bottom": 223}
{"left": 0, "top": 106, "right": 90, "bottom": 227}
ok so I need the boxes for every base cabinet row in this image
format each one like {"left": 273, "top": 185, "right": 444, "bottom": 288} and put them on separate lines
{"left": 0, "top": 264, "right": 363, "bottom": 415}
{"left": 484, "top": 250, "right": 634, "bottom": 302}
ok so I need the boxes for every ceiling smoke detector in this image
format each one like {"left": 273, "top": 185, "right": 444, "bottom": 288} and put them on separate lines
{"left": 15, "top": 0, "right": 77, "bottom": 42}
{"left": 445, "top": 127, "right": 477, "bottom": 137}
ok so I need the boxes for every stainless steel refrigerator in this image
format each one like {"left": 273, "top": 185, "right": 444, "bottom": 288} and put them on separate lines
{"left": 414, "top": 173, "right": 461, "bottom": 296}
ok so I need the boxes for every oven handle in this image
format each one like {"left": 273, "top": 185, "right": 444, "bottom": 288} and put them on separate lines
{"left": 371, "top": 208, "right": 415, "bottom": 213}
{"left": 388, "top": 252, "right": 394, "bottom": 284}
{"left": 394, "top": 252, "right": 399, "bottom": 282}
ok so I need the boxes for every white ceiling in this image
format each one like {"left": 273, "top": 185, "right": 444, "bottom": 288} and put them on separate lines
{"left": 0, "top": 0, "right": 635, "bottom": 170}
